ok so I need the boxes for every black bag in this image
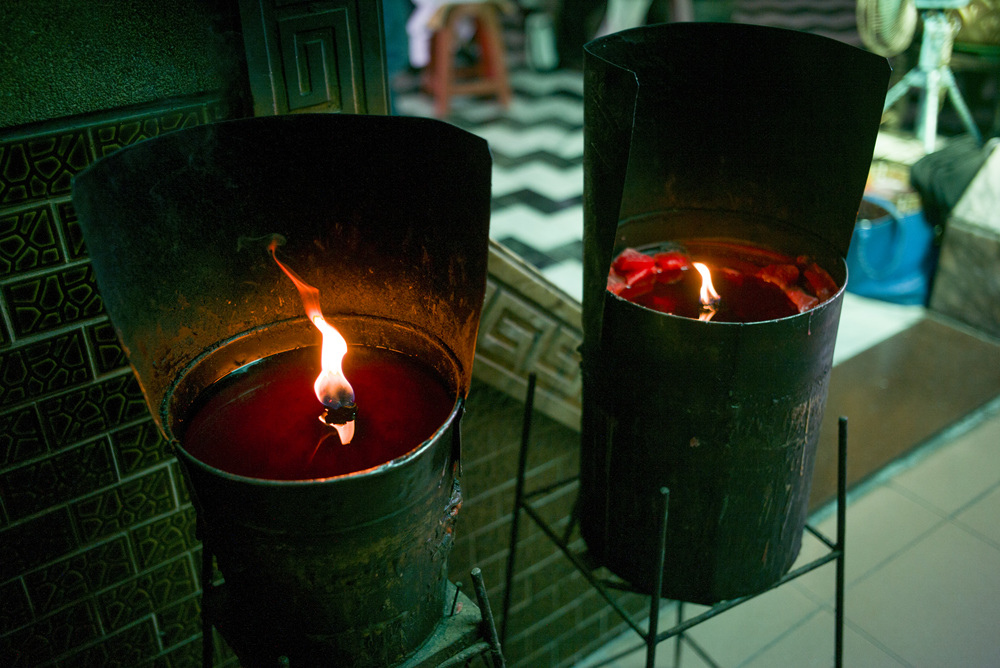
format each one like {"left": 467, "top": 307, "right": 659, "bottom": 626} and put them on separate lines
{"left": 910, "top": 135, "right": 998, "bottom": 228}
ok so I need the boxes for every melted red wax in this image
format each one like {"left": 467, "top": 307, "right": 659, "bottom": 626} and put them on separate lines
{"left": 182, "top": 346, "right": 454, "bottom": 480}
{"left": 608, "top": 244, "right": 838, "bottom": 323}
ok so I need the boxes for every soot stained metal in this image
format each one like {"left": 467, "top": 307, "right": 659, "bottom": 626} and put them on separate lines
{"left": 71, "top": 115, "right": 492, "bottom": 666}
{"left": 580, "top": 23, "right": 890, "bottom": 604}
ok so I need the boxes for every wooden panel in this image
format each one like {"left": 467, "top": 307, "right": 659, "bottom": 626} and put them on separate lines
{"left": 810, "top": 316, "right": 1000, "bottom": 508}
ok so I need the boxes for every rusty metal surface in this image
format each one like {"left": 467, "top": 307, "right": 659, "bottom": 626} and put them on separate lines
{"left": 581, "top": 23, "right": 890, "bottom": 354}
{"left": 71, "top": 114, "right": 492, "bottom": 431}
{"left": 191, "top": 421, "right": 462, "bottom": 666}
{"left": 579, "top": 24, "right": 890, "bottom": 603}
{"left": 71, "top": 114, "right": 492, "bottom": 664}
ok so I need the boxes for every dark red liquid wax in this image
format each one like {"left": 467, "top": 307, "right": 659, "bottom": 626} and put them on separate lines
{"left": 629, "top": 265, "right": 798, "bottom": 322}
{"left": 613, "top": 244, "right": 822, "bottom": 323}
{"left": 182, "top": 346, "right": 454, "bottom": 480}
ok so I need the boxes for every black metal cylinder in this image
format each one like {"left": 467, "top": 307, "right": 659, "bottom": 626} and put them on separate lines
{"left": 171, "top": 317, "right": 463, "bottom": 666}
{"left": 579, "top": 24, "right": 889, "bottom": 603}
{"left": 580, "top": 211, "right": 845, "bottom": 603}
{"left": 71, "top": 115, "right": 492, "bottom": 662}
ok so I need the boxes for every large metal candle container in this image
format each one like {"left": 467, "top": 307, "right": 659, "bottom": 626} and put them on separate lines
{"left": 71, "top": 115, "right": 491, "bottom": 666}
{"left": 580, "top": 24, "right": 890, "bottom": 604}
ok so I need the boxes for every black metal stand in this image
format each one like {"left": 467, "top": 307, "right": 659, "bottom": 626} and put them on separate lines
{"left": 501, "top": 374, "right": 849, "bottom": 668}
{"left": 198, "top": 562, "right": 505, "bottom": 667}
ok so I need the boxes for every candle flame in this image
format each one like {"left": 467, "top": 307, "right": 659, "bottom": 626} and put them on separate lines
{"left": 693, "top": 262, "right": 721, "bottom": 322}
{"left": 268, "top": 237, "right": 355, "bottom": 444}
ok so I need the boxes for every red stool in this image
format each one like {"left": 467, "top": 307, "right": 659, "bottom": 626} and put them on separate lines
{"left": 426, "top": 2, "right": 512, "bottom": 117}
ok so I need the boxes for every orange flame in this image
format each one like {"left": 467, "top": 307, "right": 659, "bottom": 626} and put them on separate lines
{"left": 693, "top": 262, "right": 721, "bottom": 322}
{"left": 268, "top": 238, "right": 355, "bottom": 444}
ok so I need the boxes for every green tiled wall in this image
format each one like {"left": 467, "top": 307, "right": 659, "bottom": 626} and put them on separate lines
{"left": 0, "top": 97, "right": 235, "bottom": 667}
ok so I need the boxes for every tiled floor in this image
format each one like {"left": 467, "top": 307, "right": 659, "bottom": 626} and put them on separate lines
{"left": 393, "top": 43, "right": 999, "bottom": 668}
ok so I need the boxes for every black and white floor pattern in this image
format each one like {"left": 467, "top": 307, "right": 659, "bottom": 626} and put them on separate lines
{"left": 393, "top": 66, "right": 588, "bottom": 302}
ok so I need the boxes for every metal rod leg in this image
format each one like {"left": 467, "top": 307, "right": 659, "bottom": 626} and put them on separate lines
{"left": 883, "top": 69, "right": 921, "bottom": 112}
{"left": 674, "top": 601, "right": 685, "bottom": 668}
{"left": 199, "top": 529, "right": 214, "bottom": 668}
{"left": 835, "top": 417, "right": 848, "bottom": 668}
{"left": 942, "top": 68, "right": 984, "bottom": 143}
{"left": 472, "top": 567, "right": 507, "bottom": 668}
{"left": 500, "top": 373, "right": 537, "bottom": 647}
{"left": 646, "top": 487, "right": 670, "bottom": 668}
{"left": 920, "top": 68, "right": 943, "bottom": 153}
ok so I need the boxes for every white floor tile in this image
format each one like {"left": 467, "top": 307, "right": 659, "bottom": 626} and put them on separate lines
{"left": 490, "top": 204, "right": 583, "bottom": 250}
{"left": 682, "top": 585, "right": 821, "bottom": 667}
{"left": 503, "top": 96, "right": 585, "bottom": 125}
{"left": 842, "top": 522, "right": 1000, "bottom": 667}
{"left": 474, "top": 124, "right": 583, "bottom": 159}
{"left": 955, "top": 483, "right": 1000, "bottom": 548}
{"left": 509, "top": 69, "right": 584, "bottom": 96}
{"left": 573, "top": 603, "right": 714, "bottom": 668}
{"left": 833, "top": 293, "right": 925, "bottom": 366}
{"left": 742, "top": 608, "right": 907, "bottom": 668}
{"left": 539, "top": 260, "right": 583, "bottom": 302}
{"left": 889, "top": 412, "right": 1000, "bottom": 515}
{"left": 492, "top": 161, "right": 584, "bottom": 201}
{"left": 792, "top": 485, "right": 944, "bottom": 601}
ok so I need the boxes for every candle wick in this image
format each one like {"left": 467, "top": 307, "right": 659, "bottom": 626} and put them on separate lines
{"left": 319, "top": 402, "right": 357, "bottom": 445}
{"left": 699, "top": 300, "right": 719, "bottom": 322}
{"left": 321, "top": 402, "right": 357, "bottom": 425}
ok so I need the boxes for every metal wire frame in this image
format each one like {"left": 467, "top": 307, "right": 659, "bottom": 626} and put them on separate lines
{"left": 501, "top": 373, "right": 848, "bottom": 668}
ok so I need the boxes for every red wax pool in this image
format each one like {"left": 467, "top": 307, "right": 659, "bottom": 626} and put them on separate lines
{"left": 607, "top": 243, "right": 839, "bottom": 323}
{"left": 182, "top": 346, "right": 454, "bottom": 480}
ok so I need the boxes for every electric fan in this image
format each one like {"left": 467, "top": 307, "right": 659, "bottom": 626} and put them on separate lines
{"left": 858, "top": 0, "right": 984, "bottom": 151}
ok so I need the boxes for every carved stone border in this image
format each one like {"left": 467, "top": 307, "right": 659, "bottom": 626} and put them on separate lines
{"left": 473, "top": 240, "right": 583, "bottom": 431}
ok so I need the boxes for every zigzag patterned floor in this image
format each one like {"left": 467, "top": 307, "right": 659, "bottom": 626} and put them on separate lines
{"left": 394, "top": 67, "right": 588, "bottom": 301}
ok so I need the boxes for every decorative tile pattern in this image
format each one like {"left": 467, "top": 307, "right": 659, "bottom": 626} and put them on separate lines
{"left": 0, "top": 204, "right": 64, "bottom": 275}
{"left": 0, "top": 95, "right": 227, "bottom": 668}
{"left": 172, "top": 461, "right": 191, "bottom": 506}
{"left": 3, "top": 263, "right": 104, "bottom": 338}
{"left": 152, "top": 639, "right": 203, "bottom": 668}
{"left": 56, "top": 200, "right": 86, "bottom": 260}
{"left": 0, "top": 600, "right": 101, "bottom": 666}
{"left": 0, "top": 130, "right": 92, "bottom": 206}
{"left": 38, "top": 373, "right": 147, "bottom": 449}
{"left": 97, "top": 557, "right": 196, "bottom": 632}
{"left": 0, "top": 507, "right": 78, "bottom": 581}
{"left": 56, "top": 618, "right": 159, "bottom": 668}
{"left": 91, "top": 106, "right": 206, "bottom": 158}
{"left": 24, "top": 537, "right": 133, "bottom": 615}
{"left": 155, "top": 594, "right": 201, "bottom": 650}
{"left": 0, "top": 579, "right": 33, "bottom": 631}
{"left": 0, "top": 438, "right": 115, "bottom": 521}
{"left": 477, "top": 290, "right": 559, "bottom": 373}
{"left": 85, "top": 320, "right": 127, "bottom": 374}
{"left": 71, "top": 466, "right": 174, "bottom": 543}
{"left": 529, "top": 325, "right": 583, "bottom": 399}
{"left": 0, "top": 329, "right": 91, "bottom": 408}
{"left": 109, "top": 420, "right": 171, "bottom": 475}
{"left": 0, "top": 405, "right": 47, "bottom": 468}
{"left": 131, "top": 505, "right": 197, "bottom": 570}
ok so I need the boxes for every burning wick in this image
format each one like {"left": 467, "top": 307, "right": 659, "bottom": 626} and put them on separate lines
{"left": 268, "top": 237, "right": 356, "bottom": 445}
{"left": 693, "top": 262, "right": 721, "bottom": 322}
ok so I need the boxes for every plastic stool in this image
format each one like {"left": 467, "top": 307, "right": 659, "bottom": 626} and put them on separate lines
{"left": 426, "top": 2, "right": 512, "bottom": 116}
